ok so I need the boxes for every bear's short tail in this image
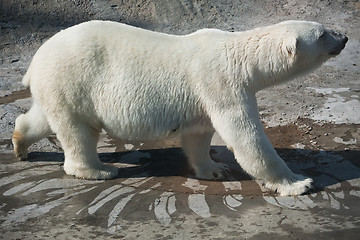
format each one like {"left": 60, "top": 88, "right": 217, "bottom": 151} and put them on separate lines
{"left": 22, "top": 64, "right": 32, "bottom": 87}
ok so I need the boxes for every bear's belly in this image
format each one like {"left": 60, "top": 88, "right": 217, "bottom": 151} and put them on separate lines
{"left": 100, "top": 109, "right": 211, "bottom": 140}
{"left": 93, "top": 91, "right": 210, "bottom": 140}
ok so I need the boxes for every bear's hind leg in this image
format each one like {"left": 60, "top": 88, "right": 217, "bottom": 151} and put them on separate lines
{"left": 181, "top": 131, "right": 229, "bottom": 180}
{"left": 53, "top": 118, "right": 118, "bottom": 180}
{"left": 13, "top": 103, "right": 52, "bottom": 160}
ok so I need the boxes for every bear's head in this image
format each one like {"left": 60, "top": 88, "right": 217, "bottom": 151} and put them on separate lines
{"left": 240, "top": 21, "right": 347, "bottom": 90}
{"left": 279, "top": 20, "right": 348, "bottom": 74}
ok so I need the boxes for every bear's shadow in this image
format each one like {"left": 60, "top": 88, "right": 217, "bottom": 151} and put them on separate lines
{"left": 26, "top": 146, "right": 360, "bottom": 192}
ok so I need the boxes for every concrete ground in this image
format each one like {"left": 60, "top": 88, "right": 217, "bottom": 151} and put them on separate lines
{"left": 1, "top": 0, "right": 359, "bottom": 239}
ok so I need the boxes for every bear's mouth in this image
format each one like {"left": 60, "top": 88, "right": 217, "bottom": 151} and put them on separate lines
{"left": 329, "top": 48, "right": 343, "bottom": 55}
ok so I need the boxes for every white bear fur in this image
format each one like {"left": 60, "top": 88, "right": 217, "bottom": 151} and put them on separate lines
{"left": 13, "top": 20, "right": 347, "bottom": 196}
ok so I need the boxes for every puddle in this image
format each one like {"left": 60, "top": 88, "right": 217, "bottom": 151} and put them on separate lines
{"left": 307, "top": 87, "right": 360, "bottom": 124}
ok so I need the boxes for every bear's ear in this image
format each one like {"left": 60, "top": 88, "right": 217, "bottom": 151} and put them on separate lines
{"left": 283, "top": 36, "right": 297, "bottom": 57}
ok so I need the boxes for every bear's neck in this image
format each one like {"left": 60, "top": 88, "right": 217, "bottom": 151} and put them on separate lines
{"left": 226, "top": 31, "right": 299, "bottom": 92}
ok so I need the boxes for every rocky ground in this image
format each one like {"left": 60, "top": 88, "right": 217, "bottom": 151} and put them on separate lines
{"left": 0, "top": 0, "right": 359, "bottom": 239}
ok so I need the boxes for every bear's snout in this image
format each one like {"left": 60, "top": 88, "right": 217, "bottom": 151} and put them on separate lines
{"left": 329, "top": 30, "right": 348, "bottom": 55}
{"left": 334, "top": 31, "right": 348, "bottom": 46}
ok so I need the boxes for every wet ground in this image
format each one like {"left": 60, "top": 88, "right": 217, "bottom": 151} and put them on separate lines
{"left": 0, "top": 117, "right": 359, "bottom": 239}
{"left": 1, "top": 0, "right": 359, "bottom": 239}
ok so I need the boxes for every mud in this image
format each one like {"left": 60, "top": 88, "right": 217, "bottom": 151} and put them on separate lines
{"left": 0, "top": 89, "right": 30, "bottom": 105}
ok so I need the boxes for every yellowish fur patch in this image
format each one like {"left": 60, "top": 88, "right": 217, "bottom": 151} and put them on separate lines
{"left": 12, "top": 130, "right": 24, "bottom": 143}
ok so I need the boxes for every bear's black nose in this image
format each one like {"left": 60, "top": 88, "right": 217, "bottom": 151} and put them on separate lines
{"left": 340, "top": 35, "right": 348, "bottom": 51}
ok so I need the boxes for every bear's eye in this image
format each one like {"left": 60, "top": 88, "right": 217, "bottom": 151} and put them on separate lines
{"left": 318, "top": 31, "right": 327, "bottom": 39}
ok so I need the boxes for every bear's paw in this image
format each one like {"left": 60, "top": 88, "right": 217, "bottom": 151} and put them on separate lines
{"left": 194, "top": 162, "right": 230, "bottom": 181}
{"left": 64, "top": 163, "right": 119, "bottom": 180}
{"left": 265, "top": 174, "right": 313, "bottom": 196}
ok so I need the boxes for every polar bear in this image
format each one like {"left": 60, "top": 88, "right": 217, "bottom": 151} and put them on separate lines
{"left": 13, "top": 20, "right": 347, "bottom": 196}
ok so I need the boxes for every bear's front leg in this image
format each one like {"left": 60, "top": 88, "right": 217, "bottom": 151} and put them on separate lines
{"left": 208, "top": 93, "right": 313, "bottom": 196}
{"left": 181, "top": 131, "right": 229, "bottom": 180}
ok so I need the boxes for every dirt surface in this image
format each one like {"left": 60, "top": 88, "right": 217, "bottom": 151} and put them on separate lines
{"left": 1, "top": 0, "right": 359, "bottom": 239}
